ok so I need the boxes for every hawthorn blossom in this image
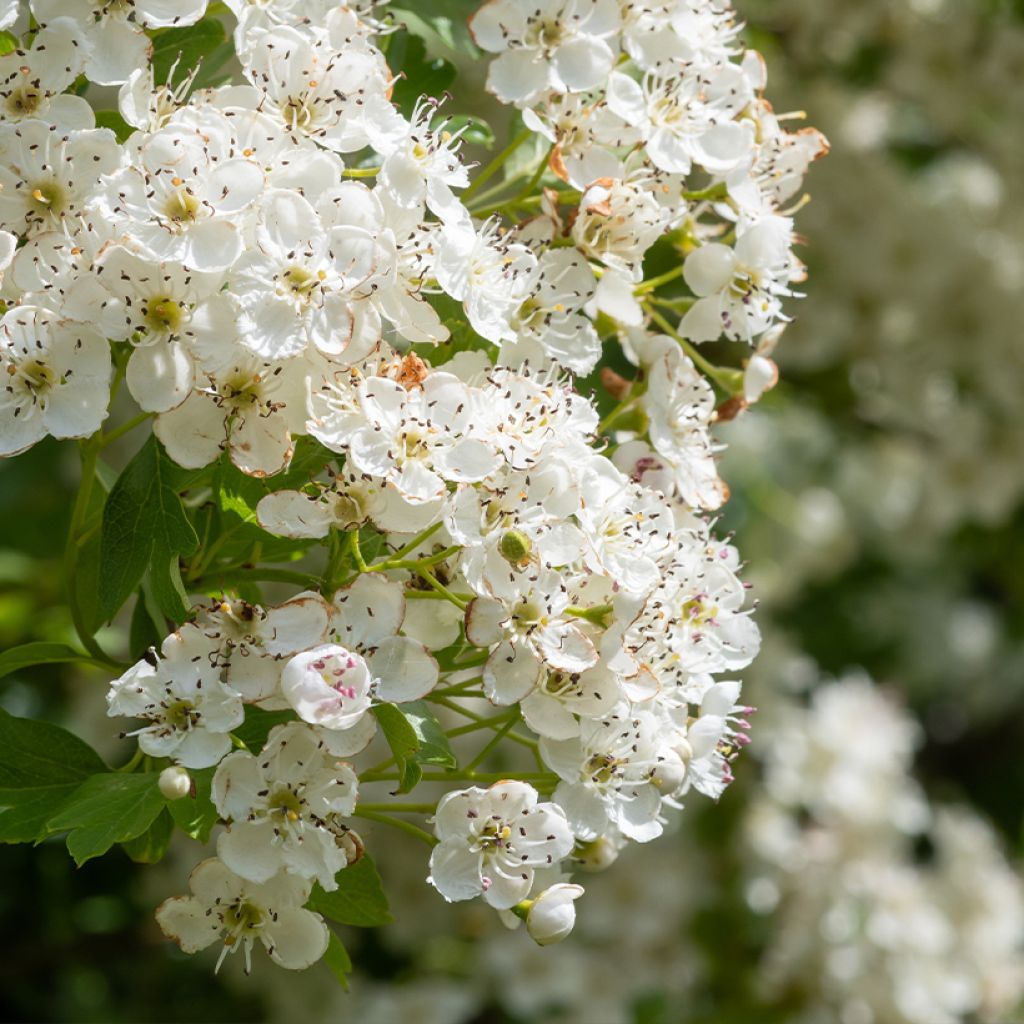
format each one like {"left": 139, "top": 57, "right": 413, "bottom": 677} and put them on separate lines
{"left": 338, "top": 372, "right": 501, "bottom": 504}
{"left": 435, "top": 220, "right": 538, "bottom": 344}
{"left": 213, "top": 722, "right": 358, "bottom": 890}
{"left": 0, "top": 121, "right": 122, "bottom": 238}
{"left": 0, "top": 19, "right": 93, "bottom": 128}
{"left": 95, "top": 109, "right": 264, "bottom": 272}
{"left": 681, "top": 217, "right": 804, "bottom": 344}
{"left": 32, "top": 1, "right": 208, "bottom": 85}
{"left": 156, "top": 858, "right": 329, "bottom": 972}
{"left": 0, "top": 306, "right": 111, "bottom": 457}
{"left": 152, "top": 351, "right": 311, "bottom": 477}
{"left": 470, "top": 0, "right": 621, "bottom": 107}
{"left": 428, "top": 781, "right": 575, "bottom": 908}
{"left": 106, "top": 635, "right": 244, "bottom": 769}
{"left": 543, "top": 709, "right": 677, "bottom": 843}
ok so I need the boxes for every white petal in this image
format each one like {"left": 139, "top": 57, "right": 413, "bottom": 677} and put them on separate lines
{"left": 369, "top": 637, "right": 438, "bottom": 702}
{"left": 263, "top": 907, "right": 330, "bottom": 970}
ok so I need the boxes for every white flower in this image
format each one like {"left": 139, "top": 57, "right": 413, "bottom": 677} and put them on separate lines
{"left": 543, "top": 708, "right": 673, "bottom": 843}
{"left": 230, "top": 188, "right": 381, "bottom": 362}
{"left": 0, "top": 2, "right": 17, "bottom": 29}
{"left": 89, "top": 245, "right": 239, "bottom": 414}
{"left": 605, "top": 66, "right": 755, "bottom": 176}
{"left": 0, "top": 121, "right": 122, "bottom": 238}
{"left": 466, "top": 569, "right": 598, "bottom": 706}
{"left": 571, "top": 177, "right": 668, "bottom": 280}
{"left": 575, "top": 457, "right": 675, "bottom": 595}
{"left": 341, "top": 372, "right": 500, "bottom": 504}
{"left": 632, "top": 331, "right": 726, "bottom": 510}
{"left": 106, "top": 637, "right": 244, "bottom": 769}
{"left": 184, "top": 592, "right": 331, "bottom": 704}
{"left": 681, "top": 217, "right": 803, "bottom": 344}
{"left": 32, "top": 0, "right": 208, "bottom": 85}
{"left": 435, "top": 220, "right": 538, "bottom": 345}
{"left": 281, "top": 644, "right": 376, "bottom": 735}
{"left": 428, "top": 781, "right": 575, "bottom": 909}
{"left": 622, "top": 0, "right": 740, "bottom": 73}
{"left": 0, "top": 19, "right": 93, "bottom": 128}
{"left": 156, "top": 857, "right": 329, "bottom": 973}
{"left": 520, "top": 663, "right": 621, "bottom": 740}
{"left": 153, "top": 351, "right": 311, "bottom": 476}
{"left": 95, "top": 109, "right": 264, "bottom": 272}
{"left": 0, "top": 306, "right": 111, "bottom": 457}
{"left": 624, "top": 529, "right": 761, "bottom": 682}
{"left": 213, "top": 722, "right": 358, "bottom": 890}
{"left": 470, "top": 0, "right": 621, "bottom": 107}
{"left": 526, "top": 882, "right": 585, "bottom": 945}
{"left": 241, "top": 23, "right": 398, "bottom": 153}
{"left": 372, "top": 98, "right": 470, "bottom": 222}
{"left": 513, "top": 249, "right": 600, "bottom": 374}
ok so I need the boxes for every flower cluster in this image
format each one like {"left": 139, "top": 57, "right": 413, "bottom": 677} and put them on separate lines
{"left": 0, "top": 0, "right": 823, "bottom": 976}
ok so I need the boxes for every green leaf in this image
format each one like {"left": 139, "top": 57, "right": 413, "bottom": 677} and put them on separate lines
{"left": 308, "top": 854, "right": 392, "bottom": 927}
{"left": 129, "top": 585, "right": 164, "bottom": 662}
{"left": 99, "top": 436, "right": 199, "bottom": 624}
{"left": 0, "top": 708, "right": 106, "bottom": 843}
{"left": 0, "top": 642, "right": 105, "bottom": 682}
{"left": 151, "top": 19, "right": 228, "bottom": 86}
{"left": 167, "top": 766, "right": 219, "bottom": 842}
{"left": 322, "top": 932, "right": 352, "bottom": 991}
{"left": 0, "top": 30, "right": 17, "bottom": 56}
{"left": 402, "top": 701, "right": 457, "bottom": 769}
{"left": 94, "top": 110, "right": 133, "bottom": 144}
{"left": 391, "top": 4, "right": 480, "bottom": 57}
{"left": 388, "top": 32, "right": 456, "bottom": 115}
{"left": 120, "top": 807, "right": 174, "bottom": 864}
{"left": 373, "top": 702, "right": 456, "bottom": 791}
{"left": 233, "top": 707, "right": 295, "bottom": 753}
{"left": 47, "top": 772, "right": 167, "bottom": 866}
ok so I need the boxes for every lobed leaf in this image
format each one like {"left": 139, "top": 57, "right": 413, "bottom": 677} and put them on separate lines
{"left": 308, "top": 853, "right": 393, "bottom": 927}
{"left": 0, "top": 708, "right": 107, "bottom": 843}
{"left": 47, "top": 772, "right": 167, "bottom": 867}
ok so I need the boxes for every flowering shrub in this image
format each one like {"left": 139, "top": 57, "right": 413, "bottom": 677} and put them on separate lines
{"left": 0, "top": 0, "right": 823, "bottom": 981}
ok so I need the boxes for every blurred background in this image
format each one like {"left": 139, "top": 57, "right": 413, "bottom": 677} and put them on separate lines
{"left": 2, "top": 0, "right": 1024, "bottom": 1021}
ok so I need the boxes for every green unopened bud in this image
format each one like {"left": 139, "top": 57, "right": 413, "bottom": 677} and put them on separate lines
{"left": 499, "top": 529, "right": 532, "bottom": 567}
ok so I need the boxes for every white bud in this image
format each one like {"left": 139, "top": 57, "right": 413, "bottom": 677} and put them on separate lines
{"left": 683, "top": 243, "right": 736, "bottom": 296}
{"left": 158, "top": 765, "right": 192, "bottom": 801}
{"left": 526, "top": 884, "right": 585, "bottom": 946}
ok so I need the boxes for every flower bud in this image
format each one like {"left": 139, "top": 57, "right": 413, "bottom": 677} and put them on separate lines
{"left": 498, "top": 529, "right": 532, "bottom": 567}
{"left": 573, "top": 836, "right": 621, "bottom": 872}
{"left": 158, "top": 765, "right": 192, "bottom": 801}
{"left": 526, "top": 884, "right": 585, "bottom": 946}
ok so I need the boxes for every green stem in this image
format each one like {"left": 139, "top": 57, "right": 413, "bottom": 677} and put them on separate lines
{"left": 342, "top": 165, "right": 381, "bottom": 178}
{"left": 462, "top": 128, "right": 531, "bottom": 200}
{"left": 415, "top": 569, "right": 468, "bottom": 610}
{"left": 634, "top": 265, "right": 684, "bottom": 294}
{"left": 115, "top": 746, "right": 145, "bottom": 773}
{"left": 64, "top": 435, "right": 114, "bottom": 664}
{"left": 348, "top": 529, "right": 369, "bottom": 573}
{"left": 645, "top": 304, "right": 741, "bottom": 395}
{"left": 463, "top": 713, "right": 520, "bottom": 771}
{"left": 352, "top": 809, "right": 437, "bottom": 847}
{"left": 376, "top": 521, "right": 442, "bottom": 564}
{"left": 100, "top": 411, "right": 153, "bottom": 448}
{"left": 356, "top": 802, "right": 436, "bottom": 813}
